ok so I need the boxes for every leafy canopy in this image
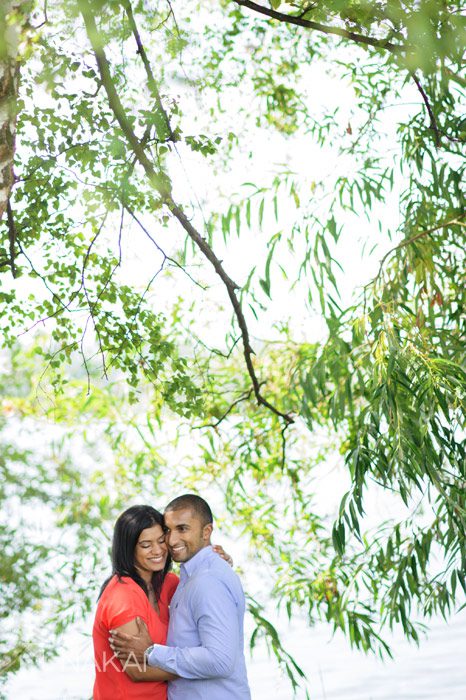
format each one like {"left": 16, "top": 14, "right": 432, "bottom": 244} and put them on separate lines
{"left": 0, "top": 0, "right": 465, "bottom": 693}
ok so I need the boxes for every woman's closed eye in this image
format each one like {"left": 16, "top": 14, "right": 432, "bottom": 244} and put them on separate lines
{"left": 139, "top": 539, "right": 166, "bottom": 548}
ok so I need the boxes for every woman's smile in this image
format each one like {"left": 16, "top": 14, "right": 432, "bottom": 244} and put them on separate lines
{"left": 146, "top": 554, "right": 165, "bottom": 564}
{"left": 134, "top": 524, "right": 168, "bottom": 578}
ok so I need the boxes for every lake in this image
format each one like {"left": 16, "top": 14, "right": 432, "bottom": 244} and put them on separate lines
{"left": 5, "top": 608, "right": 466, "bottom": 699}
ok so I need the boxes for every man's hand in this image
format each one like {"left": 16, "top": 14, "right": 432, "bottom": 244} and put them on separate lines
{"left": 109, "top": 617, "right": 152, "bottom": 663}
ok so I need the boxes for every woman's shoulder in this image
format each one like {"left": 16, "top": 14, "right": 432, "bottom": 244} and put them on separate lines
{"left": 96, "top": 575, "right": 149, "bottom": 629}
{"left": 99, "top": 575, "right": 145, "bottom": 604}
{"left": 101, "top": 574, "right": 137, "bottom": 590}
{"left": 100, "top": 573, "right": 178, "bottom": 626}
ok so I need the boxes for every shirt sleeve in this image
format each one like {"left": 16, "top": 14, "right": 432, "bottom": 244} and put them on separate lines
{"left": 147, "top": 575, "right": 239, "bottom": 679}
{"left": 101, "top": 579, "right": 148, "bottom": 630}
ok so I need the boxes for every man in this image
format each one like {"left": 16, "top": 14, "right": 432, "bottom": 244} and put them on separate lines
{"left": 110, "top": 494, "right": 251, "bottom": 699}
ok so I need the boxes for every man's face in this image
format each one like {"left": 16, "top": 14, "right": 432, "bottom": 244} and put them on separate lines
{"left": 164, "top": 507, "right": 212, "bottom": 563}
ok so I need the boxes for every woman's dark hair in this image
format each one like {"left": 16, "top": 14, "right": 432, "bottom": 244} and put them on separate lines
{"left": 99, "top": 505, "right": 171, "bottom": 601}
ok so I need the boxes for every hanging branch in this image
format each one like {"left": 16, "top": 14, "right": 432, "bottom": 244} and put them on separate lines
{"left": 79, "top": 0, "right": 294, "bottom": 425}
{"left": 410, "top": 72, "right": 441, "bottom": 148}
{"left": 233, "top": 0, "right": 409, "bottom": 54}
{"left": 371, "top": 215, "right": 466, "bottom": 285}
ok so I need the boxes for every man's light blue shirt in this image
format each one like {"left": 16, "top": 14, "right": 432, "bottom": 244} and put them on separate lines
{"left": 147, "top": 545, "right": 251, "bottom": 699}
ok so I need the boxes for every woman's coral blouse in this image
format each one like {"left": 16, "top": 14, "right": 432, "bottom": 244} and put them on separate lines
{"left": 93, "top": 573, "right": 179, "bottom": 700}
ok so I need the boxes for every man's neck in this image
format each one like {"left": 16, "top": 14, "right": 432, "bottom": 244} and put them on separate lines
{"left": 182, "top": 544, "right": 212, "bottom": 573}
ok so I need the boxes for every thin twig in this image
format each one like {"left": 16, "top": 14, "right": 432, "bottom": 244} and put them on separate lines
{"left": 128, "top": 0, "right": 214, "bottom": 240}
{"left": 36, "top": 340, "right": 80, "bottom": 403}
{"left": 77, "top": 203, "right": 126, "bottom": 388}
{"left": 165, "top": 0, "right": 190, "bottom": 82}
{"left": 151, "top": 10, "right": 171, "bottom": 33}
{"left": 297, "top": 3, "right": 318, "bottom": 20}
{"left": 16, "top": 210, "right": 111, "bottom": 336}
{"left": 16, "top": 239, "right": 74, "bottom": 324}
{"left": 32, "top": 0, "right": 49, "bottom": 28}
{"left": 136, "top": 260, "right": 167, "bottom": 314}
{"left": 194, "top": 333, "right": 241, "bottom": 359}
{"left": 15, "top": 140, "right": 99, "bottom": 183}
{"left": 117, "top": 204, "right": 124, "bottom": 264}
{"left": 196, "top": 382, "right": 265, "bottom": 429}
{"left": 103, "top": 259, "right": 167, "bottom": 377}
{"left": 79, "top": 316, "right": 92, "bottom": 394}
{"left": 79, "top": 207, "right": 126, "bottom": 386}
{"left": 166, "top": 0, "right": 182, "bottom": 43}
{"left": 124, "top": 204, "right": 206, "bottom": 289}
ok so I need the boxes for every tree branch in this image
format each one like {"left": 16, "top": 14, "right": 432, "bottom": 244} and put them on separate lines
{"left": 80, "top": 0, "right": 294, "bottom": 424}
{"left": 123, "top": 0, "right": 176, "bottom": 142}
{"left": 166, "top": 201, "right": 294, "bottom": 424}
{"left": 6, "top": 201, "right": 17, "bottom": 277}
{"left": 234, "top": 0, "right": 409, "bottom": 54}
{"left": 410, "top": 72, "right": 441, "bottom": 148}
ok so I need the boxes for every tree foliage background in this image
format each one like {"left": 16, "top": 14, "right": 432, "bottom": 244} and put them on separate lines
{"left": 1, "top": 0, "right": 465, "bottom": 694}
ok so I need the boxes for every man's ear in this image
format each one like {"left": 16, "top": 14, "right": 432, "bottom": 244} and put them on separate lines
{"left": 203, "top": 523, "right": 213, "bottom": 541}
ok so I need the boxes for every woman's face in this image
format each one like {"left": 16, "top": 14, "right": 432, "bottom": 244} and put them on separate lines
{"left": 134, "top": 523, "right": 168, "bottom": 578}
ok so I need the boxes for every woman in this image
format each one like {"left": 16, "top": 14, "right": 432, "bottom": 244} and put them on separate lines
{"left": 93, "top": 505, "right": 177, "bottom": 699}
{"left": 93, "top": 505, "right": 230, "bottom": 699}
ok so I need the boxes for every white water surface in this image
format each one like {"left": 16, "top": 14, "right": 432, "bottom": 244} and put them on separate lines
{"left": 5, "top": 609, "right": 466, "bottom": 699}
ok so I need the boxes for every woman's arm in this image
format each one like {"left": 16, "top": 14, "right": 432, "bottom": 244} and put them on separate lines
{"left": 125, "top": 663, "right": 177, "bottom": 683}
{"left": 212, "top": 544, "right": 233, "bottom": 566}
{"left": 112, "top": 618, "right": 177, "bottom": 683}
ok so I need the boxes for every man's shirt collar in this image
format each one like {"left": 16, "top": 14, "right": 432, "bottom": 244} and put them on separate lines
{"left": 180, "top": 545, "right": 213, "bottom": 580}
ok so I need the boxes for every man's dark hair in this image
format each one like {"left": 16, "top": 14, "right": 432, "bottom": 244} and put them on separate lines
{"left": 165, "top": 493, "right": 213, "bottom": 527}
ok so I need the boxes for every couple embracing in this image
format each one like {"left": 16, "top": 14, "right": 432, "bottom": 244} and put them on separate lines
{"left": 93, "top": 493, "right": 251, "bottom": 699}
